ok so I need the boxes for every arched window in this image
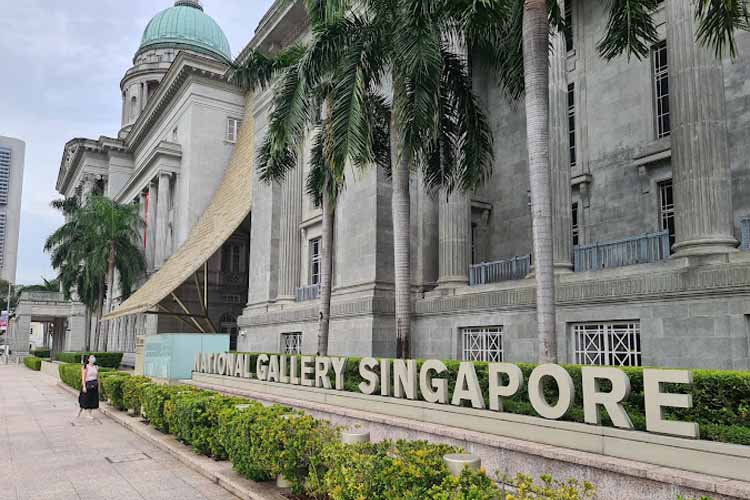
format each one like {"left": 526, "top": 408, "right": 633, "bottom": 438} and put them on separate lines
{"left": 222, "top": 243, "right": 242, "bottom": 274}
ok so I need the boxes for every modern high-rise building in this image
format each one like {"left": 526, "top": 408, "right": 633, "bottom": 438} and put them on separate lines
{"left": 0, "top": 136, "right": 25, "bottom": 284}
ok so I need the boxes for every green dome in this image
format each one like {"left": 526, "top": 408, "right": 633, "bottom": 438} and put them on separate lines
{"left": 139, "top": 1, "right": 231, "bottom": 62}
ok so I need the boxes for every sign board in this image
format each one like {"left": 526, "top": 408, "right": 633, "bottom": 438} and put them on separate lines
{"left": 194, "top": 352, "right": 699, "bottom": 440}
{"left": 0, "top": 311, "right": 7, "bottom": 332}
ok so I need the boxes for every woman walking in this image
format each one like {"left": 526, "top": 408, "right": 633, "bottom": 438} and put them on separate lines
{"left": 77, "top": 355, "right": 99, "bottom": 419}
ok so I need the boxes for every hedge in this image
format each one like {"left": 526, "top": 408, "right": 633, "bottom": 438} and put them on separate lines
{"left": 234, "top": 353, "right": 750, "bottom": 446}
{"left": 58, "top": 363, "right": 114, "bottom": 392}
{"left": 101, "top": 373, "right": 131, "bottom": 410}
{"left": 85, "top": 370, "right": 595, "bottom": 499}
{"left": 23, "top": 356, "right": 42, "bottom": 371}
{"left": 31, "top": 348, "right": 50, "bottom": 358}
{"left": 53, "top": 352, "right": 123, "bottom": 368}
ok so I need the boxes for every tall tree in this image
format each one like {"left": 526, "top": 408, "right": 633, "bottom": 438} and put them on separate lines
{"left": 46, "top": 196, "right": 145, "bottom": 352}
{"left": 454, "top": 0, "right": 749, "bottom": 362}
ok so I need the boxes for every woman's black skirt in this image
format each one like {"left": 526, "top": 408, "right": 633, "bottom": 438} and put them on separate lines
{"left": 79, "top": 380, "right": 99, "bottom": 410}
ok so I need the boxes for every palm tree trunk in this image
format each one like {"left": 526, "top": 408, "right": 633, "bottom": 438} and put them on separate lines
{"left": 102, "top": 245, "right": 116, "bottom": 352}
{"left": 317, "top": 190, "right": 335, "bottom": 356}
{"left": 84, "top": 307, "right": 91, "bottom": 351}
{"left": 92, "top": 285, "right": 104, "bottom": 352}
{"left": 390, "top": 110, "right": 412, "bottom": 359}
{"left": 523, "top": 0, "right": 557, "bottom": 363}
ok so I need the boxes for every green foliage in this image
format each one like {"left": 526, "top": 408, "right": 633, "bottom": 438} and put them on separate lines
{"left": 320, "top": 440, "right": 461, "bottom": 500}
{"left": 677, "top": 496, "right": 714, "bottom": 500}
{"left": 122, "top": 376, "right": 152, "bottom": 414}
{"left": 141, "top": 384, "right": 197, "bottom": 432}
{"left": 30, "top": 348, "right": 50, "bottom": 358}
{"left": 425, "top": 468, "right": 501, "bottom": 500}
{"left": 219, "top": 403, "right": 293, "bottom": 482}
{"left": 101, "top": 373, "right": 131, "bottom": 410}
{"left": 499, "top": 473, "right": 595, "bottom": 500}
{"left": 23, "top": 356, "right": 42, "bottom": 371}
{"left": 53, "top": 352, "right": 123, "bottom": 368}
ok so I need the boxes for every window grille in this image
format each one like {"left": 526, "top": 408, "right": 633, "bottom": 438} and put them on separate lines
{"left": 564, "top": 1, "right": 574, "bottom": 52}
{"left": 462, "top": 326, "right": 503, "bottom": 362}
{"left": 574, "top": 322, "right": 642, "bottom": 367}
{"left": 653, "top": 41, "right": 670, "bottom": 139}
{"left": 568, "top": 83, "right": 576, "bottom": 167}
{"left": 658, "top": 179, "right": 675, "bottom": 251}
{"left": 309, "top": 238, "right": 321, "bottom": 285}
{"left": 0, "top": 147, "right": 10, "bottom": 205}
{"left": 281, "top": 332, "right": 302, "bottom": 354}
{"left": 572, "top": 202, "right": 580, "bottom": 247}
{"left": 226, "top": 118, "right": 241, "bottom": 143}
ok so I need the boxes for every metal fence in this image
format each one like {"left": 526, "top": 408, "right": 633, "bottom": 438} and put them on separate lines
{"left": 574, "top": 231, "right": 670, "bottom": 272}
{"left": 741, "top": 216, "right": 750, "bottom": 251}
{"left": 469, "top": 255, "right": 532, "bottom": 286}
{"left": 295, "top": 284, "right": 321, "bottom": 302}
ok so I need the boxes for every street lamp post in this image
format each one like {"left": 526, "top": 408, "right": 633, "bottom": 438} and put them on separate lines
{"left": 3, "top": 282, "right": 11, "bottom": 364}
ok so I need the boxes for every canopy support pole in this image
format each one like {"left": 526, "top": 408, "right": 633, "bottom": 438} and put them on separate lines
{"left": 170, "top": 293, "right": 207, "bottom": 333}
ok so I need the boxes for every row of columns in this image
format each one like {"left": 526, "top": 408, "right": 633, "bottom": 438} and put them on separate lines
{"left": 138, "top": 171, "right": 174, "bottom": 272}
{"left": 435, "top": 0, "right": 736, "bottom": 288}
{"left": 103, "top": 313, "right": 146, "bottom": 353}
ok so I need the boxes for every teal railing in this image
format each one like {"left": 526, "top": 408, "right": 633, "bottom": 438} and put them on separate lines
{"left": 469, "top": 255, "right": 532, "bottom": 286}
{"left": 574, "top": 231, "right": 670, "bottom": 272}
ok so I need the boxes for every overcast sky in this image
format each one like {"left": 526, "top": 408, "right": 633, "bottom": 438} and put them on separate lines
{"left": 0, "top": 0, "right": 274, "bottom": 285}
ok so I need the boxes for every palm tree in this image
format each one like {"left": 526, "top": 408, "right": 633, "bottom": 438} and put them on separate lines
{"left": 46, "top": 195, "right": 145, "bottom": 352}
{"left": 234, "top": 0, "right": 495, "bottom": 358}
{"left": 451, "top": 0, "right": 749, "bottom": 362}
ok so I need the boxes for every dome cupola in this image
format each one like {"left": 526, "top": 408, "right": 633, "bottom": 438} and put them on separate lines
{"left": 138, "top": 0, "right": 231, "bottom": 62}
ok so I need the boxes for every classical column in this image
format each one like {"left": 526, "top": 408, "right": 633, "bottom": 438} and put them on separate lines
{"left": 437, "top": 190, "right": 471, "bottom": 288}
{"left": 667, "top": 0, "right": 737, "bottom": 256}
{"left": 146, "top": 180, "right": 158, "bottom": 271}
{"left": 549, "top": 0, "right": 573, "bottom": 272}
{"left": 276, "top": 163, "right": 303, "bottom": 302}
{"left": 155, "top": 172, "right": 172, "bottom": 267}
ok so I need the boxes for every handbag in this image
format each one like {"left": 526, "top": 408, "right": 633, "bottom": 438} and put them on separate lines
{"left": 85, "top": 380, "right": 98, "bottom": 391}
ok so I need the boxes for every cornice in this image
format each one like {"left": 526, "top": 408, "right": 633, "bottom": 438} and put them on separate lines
{"left": 235, "top": 0, "right": 309, "bottom": 66}
{"left": 56, "top": 136, "right": 126, "bottom": 194}
{"left": 114, "top": 141, "right": 182, "bottom": 203}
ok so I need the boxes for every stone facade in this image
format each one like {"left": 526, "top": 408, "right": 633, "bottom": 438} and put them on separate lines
{"left": 237, "top": 1, "right": 750, "bottom": 370}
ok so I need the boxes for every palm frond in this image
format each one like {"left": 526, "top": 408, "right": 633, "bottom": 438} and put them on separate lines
{"left": 597, "top": 0, "right": 660, "bottom": 61}
{"left": 695, "top": 0, "right": 750, "bottom": 58}
{"left": 229, "top": 44, "right": 306, "bottom": 91}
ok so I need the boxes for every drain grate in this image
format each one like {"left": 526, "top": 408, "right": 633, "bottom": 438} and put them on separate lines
{"left": 105, "top": 452, "right": 152, "bottom": 464}
{"left": 70, "top": 419, "right": 103, "bottom": 427}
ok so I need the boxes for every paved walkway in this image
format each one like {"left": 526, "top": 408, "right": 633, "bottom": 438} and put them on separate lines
{"left": 0, "top": 365, "right": 239, "bottom": 500}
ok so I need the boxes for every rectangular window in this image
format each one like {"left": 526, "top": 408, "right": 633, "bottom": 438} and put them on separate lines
{"left": 653, "top": 41, "right": 670, "bottom": 139}
{"left": 0, "top": 213, "right": 5, "bottom": 269}
{"left": 568, "top": 83, "right": 576, "bottom": 167}
{"left": 0, "top": 147, "right": 10, "bottom": 206}
{"left": 226, "top": 118, "right": 241, "bottom": 143}
{"left": 572, "top": 202, "right": 579, "bottom": 247}
{"left": 574, "top": 321, "right": 642, "bottom": 367}
{"left": 564, "top": 0, "right": 574, "bottom": 52}
{"left": 281, "top": 332, "right": 302, "bottom": 354}
{"left": 309, "top": 238, "right": 321, "bottom": 285}
{"left": 462, "top": 326, "right": 503, "bottom": 362}
{"left": 658, "top": 179, "right": 675, "bottom": 251}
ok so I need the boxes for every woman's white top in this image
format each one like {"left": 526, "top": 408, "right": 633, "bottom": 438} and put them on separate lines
{"left": 85, "top": 364, "right": 99, "bottom": 382}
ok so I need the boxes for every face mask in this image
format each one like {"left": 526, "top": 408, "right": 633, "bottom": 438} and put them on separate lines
{"left": 90, "top": 356, "right": 96, "bottom": 364}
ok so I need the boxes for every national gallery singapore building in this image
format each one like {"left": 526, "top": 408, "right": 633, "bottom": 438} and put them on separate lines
{"left": 25, "top": 0, "right": 750, "bottom": 370}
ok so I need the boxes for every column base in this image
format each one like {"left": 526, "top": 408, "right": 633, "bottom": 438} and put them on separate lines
{"left": 672, "top": 237, "right": 738, "bottom": 258}
{"left": 526, "top": 262, "right": 574, "bottom": 279}
{"left": 275, "top": 295, "right": 297, "bottom": 306}
{"left": 436, "top": 277, "right": 469, "bottom": 290}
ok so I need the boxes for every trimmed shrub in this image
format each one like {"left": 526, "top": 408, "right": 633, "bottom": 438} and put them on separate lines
{"left": 499, "top": 473, "right": 595, "bottom": 500}
{"left": 58, "top": 363, "right": 113, "bottom": 391}
{"left": 425, "top": 468, "right": 501, "bottom": 500}
{"left": 220, "top": 403, "right": 293, "bottom": 482}
{"left": 142, "top": 384, "right": 197, "bottom": 432}
{"left": 320, "top": 440, "right": 461, "bottom": 500}
{"left": 23, "top": 356, "right": 42, "bottom": 371}
{"left": 54, "top": 352, "right": 123, "bottom": 368}
{"left": 31, "top": 349, "right": 50, "bottom": 358}
{"left": 101, "top": 373, "right": 131, "bottom": 410}
{"left": 122, "top": 376, "right": 152, "bottom": 414}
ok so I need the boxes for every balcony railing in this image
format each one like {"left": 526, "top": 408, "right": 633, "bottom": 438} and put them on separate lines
{"left": 469, "top": 255, "right": 532, "bottom": 286}
{"left": 574, "top": 231, "right": 670, "bottom": 272}
{"left": 741, "top": 216, "right": 750, "bottom": 251}
{"left": 295, "top": 284, "right": 321, "bottom": 302}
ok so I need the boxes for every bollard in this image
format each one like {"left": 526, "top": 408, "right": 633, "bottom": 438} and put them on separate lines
{"left": 341, "top": 429, "right": 370, "bottom": 444}
{"left": 443, "top": 453, "right": 481, "bottom": 477}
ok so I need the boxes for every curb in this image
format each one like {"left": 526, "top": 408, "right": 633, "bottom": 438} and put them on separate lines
{"left": 56, "top": 382, "right": 287, "bottom": 500}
